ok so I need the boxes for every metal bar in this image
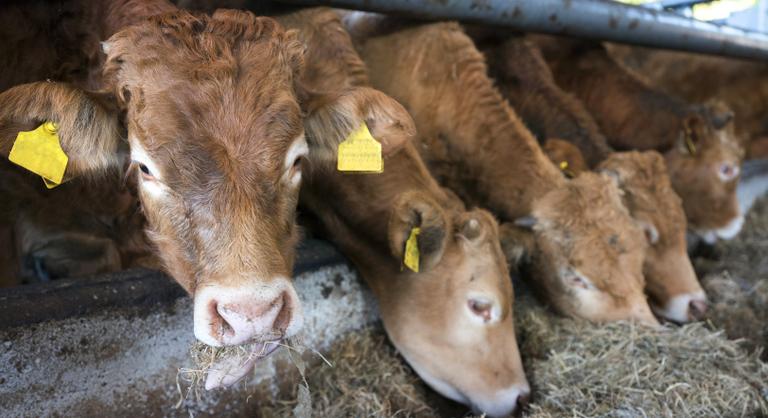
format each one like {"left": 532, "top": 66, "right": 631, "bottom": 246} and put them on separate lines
{"left": 275, "top": 0, "right": 768, "bottom": 60}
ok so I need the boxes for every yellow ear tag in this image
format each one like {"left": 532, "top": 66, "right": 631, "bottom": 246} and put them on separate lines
{"left": 337, "top": 122, "right": 383, "bottom": 173}
{"left": 404, "top": 227, "right": 421, "bottom": 273}
{"left": 9, "top": 121, "right": 68, "bottom": 189}
{"left": 559, "top": 160, "right": 574, "bottom": 179}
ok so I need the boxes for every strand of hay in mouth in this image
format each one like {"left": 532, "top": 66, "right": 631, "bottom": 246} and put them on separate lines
{"left": 261, "top": 326, "right": 440, "bottom": 418}
{"left": 175, "top": 336, "right": 322, "bottom": 412}
{"left": 515, "top": 295, "right": 768, "bottom": 418}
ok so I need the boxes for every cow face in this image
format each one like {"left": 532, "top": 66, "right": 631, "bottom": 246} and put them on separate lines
{"left": 383, "top": 192, "right": 529, "bottom": 418}
{"left": 665, "top": 103, "right": 745, "bottom": 243}
{"left": 501, "top": 173, "right": 658, "bottom": 325}
{"left": 97, "top": 10, "right": 378, "bottom": 351}
{"left": 599, "top": 151, "right": 706, "bottom": 324}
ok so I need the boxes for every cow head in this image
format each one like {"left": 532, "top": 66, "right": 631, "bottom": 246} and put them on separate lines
{"left": 665, "top": 102, "right": 745, "bottom": 243}
{"left": 382, "top": 191, "right": 529, "bottom": 417}
{"left": 599, "top": 151, "right": 706, "bottom": 324}
{"left": 500, "top": 172, "right": 657, "bottom": 325}
{"left": 98, "top": 11, "right": 387, "bottom": 351}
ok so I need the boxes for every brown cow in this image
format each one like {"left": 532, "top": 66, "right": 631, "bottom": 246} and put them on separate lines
{"left": 608, "top": 44, "right": 768, "bottom": 159}
{"left": 0, "top": 1, "right": 401, "bottom": 364}
{"left": 283, "top": 9, "right": 530, "bottom": 415}
{"left": 532, "top": 36, "right": 745, "bottom": 244}
{"left": 598, "top": 151, "right": 706, "bottom": 323}
{"left": 483, "top": 36, "right": 613, "bottom": 168}
{"left": 541, "top": 140, "right": 707, "bottom": 323}
{"left": 349, "top": 18, "right": 658, "bottom": 325}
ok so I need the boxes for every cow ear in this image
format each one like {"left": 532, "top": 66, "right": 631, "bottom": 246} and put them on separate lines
{"left": 498, "top": 222, "right": 536, "bottom": 273}
{"left": 679, "top": 114, "right": 706, "bottom": 156}
{"left": 0, "top": 81, "right": 122, "bottom": 182}
{"left": 301, "top": 86, "right": 416, "bottom": 162}
{"left": 388, "top": 191, "right": 448, "bottom": 273}
{"left": 704, "top": 100, "right": 734, "bottom": 130}
{"left": 636, "top": 219, "right": 660, "bottom": 245}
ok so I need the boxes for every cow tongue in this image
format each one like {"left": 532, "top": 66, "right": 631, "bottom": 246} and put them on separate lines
{"left": 204, "top": 341, "right": 281, "bottom": 390}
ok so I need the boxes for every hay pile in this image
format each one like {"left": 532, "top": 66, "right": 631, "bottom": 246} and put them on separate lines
{"left": 695, "top": 196, "right": 768, "bottom": 357}
{"left": 261, "top": 328, "right": 441, "bottom": 418}
{"left": 515, "top": 293, "right": 768, "bottom": 417}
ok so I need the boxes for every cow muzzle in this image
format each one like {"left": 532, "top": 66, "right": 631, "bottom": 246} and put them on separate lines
{"left": 193, "top": 278, "right": 303, "bottom": 347}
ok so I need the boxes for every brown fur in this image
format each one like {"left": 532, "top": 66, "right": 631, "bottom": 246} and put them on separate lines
{"left": 352, "top": 22, "right": 655, "bottom": 324}
{"left": 609, "top": 44, "right": 768, "bottom": 157}
{"left": 483, "top": 37, "right": 612, "bottom": 167}
{"left": 543, "top": 138, "right": 589, "bottom": 178}
{"left": 297, "top": 11, "right": 527, "bottom": 414}
{"left": 0, "top": 2, "right": 384, "bottom": 347}
{"left": 535, "top": 36, "right": 745, "bottom": 232}
{"left": 598, "top": 151, "right": 703, "bottom": 314}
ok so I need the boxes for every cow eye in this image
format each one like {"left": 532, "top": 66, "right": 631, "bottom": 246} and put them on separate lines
{"left": 137, "top": 163, "right": 155, "bottom": 181}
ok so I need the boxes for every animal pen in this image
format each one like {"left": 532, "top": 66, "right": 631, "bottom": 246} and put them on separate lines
{"left": 1, "top": 0, "right": 768, "bottom": 417}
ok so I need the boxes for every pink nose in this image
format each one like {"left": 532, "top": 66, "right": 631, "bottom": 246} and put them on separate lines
{"left": 688, "top": 299, "right": 708, "bottom": 321}
{"left": 193, "top": 280, "right": 303, "bottom": 347}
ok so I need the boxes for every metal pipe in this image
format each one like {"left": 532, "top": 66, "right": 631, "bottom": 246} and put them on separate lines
{"left": 275, "top": 0, "right": 768, "bottom": 60}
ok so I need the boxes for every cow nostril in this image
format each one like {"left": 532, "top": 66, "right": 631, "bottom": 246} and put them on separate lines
{"left": 272, "top": 292, "right": 291, "bottom": 333}
{"left": 517, "top": 392, "right": 531, "bottom": 409}
{"left": 689, "top": 299, "right": 708, "bottom": 321}
{"left": 211, "top": 301, "right": 236, "bottom": 340}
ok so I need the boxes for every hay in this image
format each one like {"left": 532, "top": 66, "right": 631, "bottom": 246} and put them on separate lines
{"left": 695, "top": 196, "right": 768, "bottom": 357}
{"left": 514, "top": 292, "right": 768, "bottom": 418}
{"left": 261, "top": 327, "right": 441, "bottom": 418}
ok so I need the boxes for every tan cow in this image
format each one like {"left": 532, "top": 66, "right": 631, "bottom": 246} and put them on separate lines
{"left": 0, "top": 1, "right": 400, "bottom": 367}
{"left": 531, "top": 36, "right": 745, "bottom": 244}
{"left": 348, "top": 18, "right": 657, "bottom": 325}
{"left": 283, "top": 9, "right": 530, "bottom": 415}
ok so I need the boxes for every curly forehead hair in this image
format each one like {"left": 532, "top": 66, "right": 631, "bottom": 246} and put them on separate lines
{"left": 102, "top": 9, "right": 305, "bottom": 99}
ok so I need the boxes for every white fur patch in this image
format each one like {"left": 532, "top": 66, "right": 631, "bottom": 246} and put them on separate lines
{"left": 696, "top": 214, "right": 745, "bottom": 244}
{"left": 652, "top": 291, "right": 706, "bottom": 323}
{"left": 129, "top": 138, "right": 166, "bottom": 198}
{"left": 473, "top": 384, "right": 531, "bottom": 418}
{"left": 401, "top": 356, "right": 468, "bottom": 405}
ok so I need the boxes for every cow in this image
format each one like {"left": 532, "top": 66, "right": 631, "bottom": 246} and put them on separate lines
{"left": 281, "top": 9, "right": 530, "bottom": 416}
{"left": 0, "top": 1, "right": 401, "bottom": 369}
{"left": 482, "top": 36, "right": 613, "bottom": 168}
{"left": 597, "top": 151, "right": 706, "bottom": 323}
{"left": 540, "top": 140, "right": 707, "bottom": 323}
{"left": 609, "top": 44, "right": 768, "bottom": 160}
{"left": 530, "top": 36, "right": 745, "bottom": 244}
{"left": 348, "top": 18, "right": 658, "bottom": 325}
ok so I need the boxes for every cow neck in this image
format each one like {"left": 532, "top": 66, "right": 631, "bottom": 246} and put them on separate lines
{"left": 486, "top": 40, "right": 613, "bottom": 167}
{"left": 303, "top": 142, "right": 450, "bottom": 262}
{"left": 551, "top": 47, "right": 693, "bottom": 153}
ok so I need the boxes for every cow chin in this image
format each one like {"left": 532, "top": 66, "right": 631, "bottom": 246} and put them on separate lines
{"left": 695, "top": 213, "right": 745, "bottom": 244}
{"left": 401, "top": 352, "right": 527, "bottom": 418}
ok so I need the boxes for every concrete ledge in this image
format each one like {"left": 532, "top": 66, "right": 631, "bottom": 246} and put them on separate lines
{"left": 0, "top": 240, "right": 378, "bottom": 417}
